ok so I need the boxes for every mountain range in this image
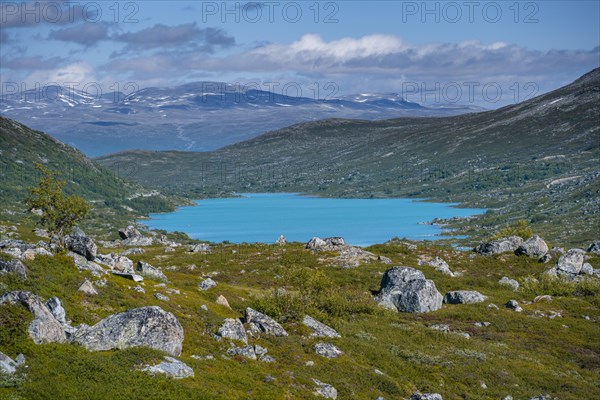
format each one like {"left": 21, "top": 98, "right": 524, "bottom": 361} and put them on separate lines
{"left": 96, "top": 68, "right": 600, "bottom": 246}
{"left": 0, "top": 82, "right": 482, "bottom": 156}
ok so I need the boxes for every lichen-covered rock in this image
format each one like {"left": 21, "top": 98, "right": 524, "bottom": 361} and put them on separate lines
{"left": 198, "top": 278, "right": 216, "bottom": 290}
{"left": 215, "top": 295, "right": 231, "bottom": 309}
{"left": 0, "top": 258, "right": 27, "bottom": 279}
{"left": 313, "top": 342, "right": 343, "bottom": 358}
{"left": 218, "top": 318, "right": 247, "bottom": 343}
{"left": 226, "top": 345, "right": 257, "bottom": 360}
{"left": 305, "top": 237, "right": 345, "bottom": 251}
{"left": 0, "top": 291, "right": 66, "bottom": 344}
{"left": 78, "top": 279, "right": 98, "bottom": 295}
{"left": 143, "top": 356, "right": 194, "bottom": 379}
{"left": 245, "top": 308, "right": 288, "bottom": 337}
{"left": 72, "top": 306, "right": 184, "bottom": 356}
{"left": 545, "top": 248, "right": 587, "bottom": 279}
{"left": 410, "top": 393, "right": 443, "bottom": 400}
{"left": 443, "top": 290, "right": 487, "bottom": 304}
{"left": 418, "top": 256, "right": 455, "bottom": 276}
{"left": 0, "top": 351, "right": 22, "bottom": 374}
{"left": 313, "top": 379, "right": 337, "bottom": 399}
{"left": 515, "top": 235, "right": 549, "bottom": 258}
{"left": 136, "top": 261, "right": 167, "bottom": 282}
{"left": 375, "top": 267, "right": 443, "bottom": 313}
{"left": 45, "top": 296, "right": 66, "bottom": 324}
{"left": 303, "top": 315, "right": 341, "bottom": 338}
{"left": 475, "top": 236, "right": 523, "bottom": 255}
{"left": 118, "top": 226, "right": 142, "bottom": 240}
{"left": 97, "top": 253, "right": 134, "bottom": 273}
{"left": 189, "top": 243, "right": 211, "bottom": 253}
{"left": 67, "top": 252, "right": 106, "bottom": 276}
{"left": 499, "top": 276, "right": 519, "bottom": 291}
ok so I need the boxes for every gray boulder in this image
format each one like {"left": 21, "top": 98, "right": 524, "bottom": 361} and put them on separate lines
{"left": 72, "top": 306, "right": 184, "bottom": 356}
{"left": 121, "top": 248, "right": 145, "bottom": 256}
{"left": 226, "top": 345, "right": 257, "bottom": 360}
{"left": 313, "top": 379, "right": 337, "bottom": 399}
{"left": 418, "top": 256, "right": 454, "bottom": 276}
{"left": 306, "top": 237, "right": 345, "bottom": 251}
{"left": 506, "top": 300, "right": 523, "bottom": 312}
{"left": 245, "top": 307, "right": 288, "bottom": 337}
{"left": 0, "top": 258, "right": 27, "bottom": 279}
{"left": 97, "top": 253, "right": 134, "bottom": 273}
{"left": 587, "top": 240, "right": 600, "bottom": 255}
{"left": 111, "top": 271, "right": 144, "bottom": 282}
{"left": 67, "top": 252, "right": 106, "bottom": 276}
{"left": 0, "top": 291, "right": 66, "bottom": 344}
{"left": 546, "top": 248, "right": 587, "bottom": 279}
{"left": 303, "top": 315, "right": 341, "bottom": 338}
{"left": 143, "top": 356, "right": 194, "bottom": 379}
{"left": 499, "top": 276, "right": 519, "bottom": 291}
{"left": 64, "top": 232, "right": 97, "bottom": 261}
{"left": 313, "top": 342, "right": 343, "bottom": 358}
{"left": 78, "top": 279, "right": 98, "bottom": 295}
{"left": 515, "top": 235, "right": 548, "bottom": 258}
{"left": 444, "top": 290, "right": 487, "bottom": 304}
{"left": 217, "top": 318, "right": 248, "bottom": 344}
{"left": 198, "top": 278, "right": 216, "bottom": 290}
{"left": 136, "top": 261, "right": 168, "bottom": 282}
{"left": 375, "top": 267, "right": 443, "bottom": 313}
{"left": 189, "top": 243, "right": 211, "bottom": 253}
{"left": 410, "top": 394, "right": 443, "bottom": 400}
{"left": 118, "top": 226, "right": 142, "bottom": 240}
{"left": 0, "top": 351, "right": 24, "bottom": 374}
{"left": 475, "top": 236, "right": 523, "bottom": 255}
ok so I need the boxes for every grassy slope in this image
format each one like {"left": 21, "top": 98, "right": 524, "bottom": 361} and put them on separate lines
{"left": 1, "top": 225, "right": 599, "bottom": 399}
{"left": 0, "top": 117, "right": 184, "bottom": 238}
{"left": 95, "top": 68, "right": 600, "bottom": 246}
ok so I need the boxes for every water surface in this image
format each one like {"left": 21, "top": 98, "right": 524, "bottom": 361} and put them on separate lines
{"left": 143, "top": 193, "right": 485, "bottom": 246}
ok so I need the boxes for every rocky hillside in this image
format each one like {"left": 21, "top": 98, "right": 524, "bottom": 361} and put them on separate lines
{"left": 96, "top": 68, "right": 600, "bottom": 246}
{"left": 0, "top": 117, "right": 182, "bottom": 236}
{"left": 1, "top": 224, "right": 599, "bottom": 399}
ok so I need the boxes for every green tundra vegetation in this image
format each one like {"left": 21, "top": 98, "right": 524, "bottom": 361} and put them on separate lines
{"left": 0, "top": 222, "right": 599, "bottom": 399}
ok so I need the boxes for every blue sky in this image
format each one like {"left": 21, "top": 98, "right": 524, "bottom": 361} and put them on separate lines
{"left": 1, "top": 0, "right": 599, "bottom": 107}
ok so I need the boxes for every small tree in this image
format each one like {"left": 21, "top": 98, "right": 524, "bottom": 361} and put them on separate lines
{"left": 27, "top": 163, "right": 90, "bottom": 248}
{"left": 490, "top": 219, "right": 533, "bottom": 240}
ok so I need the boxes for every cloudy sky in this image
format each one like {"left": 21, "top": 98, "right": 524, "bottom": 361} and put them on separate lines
{"left": 1, "top": 0, "right": 599, "bottom": 107}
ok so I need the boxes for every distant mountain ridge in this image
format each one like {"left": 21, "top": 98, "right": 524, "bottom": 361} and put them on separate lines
{"left": 96, "top": 68, "right": 600, "bottom": 245}
{"left": 0, "top": 82, "right": 483, "bottom": 156}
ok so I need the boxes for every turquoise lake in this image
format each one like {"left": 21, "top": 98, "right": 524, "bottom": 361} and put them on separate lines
{"left": 142, "top": 193, "right": 485, "bottom": 246}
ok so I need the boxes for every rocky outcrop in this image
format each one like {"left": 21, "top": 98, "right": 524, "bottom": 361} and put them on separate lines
{"left": 136, "top": 261, "right": 167, "bottom": 282}
{"left": 67, "top": 252, "right": 106, "bottom": 276}
{"left": 0, "top": 291, "right": 67, "bottom": 344}
{"left": 443, "top": 290, "right": 487, "bottom": 304}
{"left": 189, "top": 243, "right": 211, "bottom": 253}
{"left": 515, "top": 235, "right": 548, "bottom": 258}
{"left": 72, "top": 306, "right": 184, "bottom": 356}
{"left": 499, "top": 276, "right": 519, "bottom": 291}
{"left": 275, "top": 235, "right": 286, "bottom": 245}
{"left": 226, "top": 345, "right": 257, "bottom": 360}
{"left": 198, "top": 278, "right": 216, "bottom": 290}
{"left": 544, "top": 249, "right": 589, "bottom": 280}
{"left": 306, "top": 237, "right": 345, "bottom": 252}
{"left": 313, "top": 379, "right": 337, "bottom": 399}
{"left": 418, "top": 256, "right": 455, "bottom": 276}
{"left": 313, "top": 342, "right": 343, "bottom": 358}
{"left": 245, "top": 308, "right": 288, "bottom": 337}
{"left": 97, "top": 253, "right": 134, "bottom": 273}
{"left": 410, "top": 394, "right": 443, "bottom": 400}
{"left": 78, "top": 279, "right": 98, "bottom": 295}
{"left": 111, "top": 271, "right": 144, "bottom": 282}
{"left": 217, "top": 318, "right": 247, "bottom": 343}
{"left": 0, "top": 351, "right": 25, "bottom": 374}
{"left": 64, "top": 229, "right": 97, "bottom": 261}
{"left": 587, "top": 240, "right": 600, "bottom": 255}
{"left": 118, "top": 226, "right": 142, "bottom": 240}
{"left": 302, "top": 315, "right": 341, "bottom": 338}
{"left": 0, "top": 258, "right": 27, "bottom": 279}
{"left": 332, "top": 246, "right": 376, "bottom": 268}
{"left": 143, "top": 356, "right": 194, "bottom": 379}
{"left": 45, "top": 297, "right": 66, "bottom": 324}
{"left": 375, "top": 267, "right": 443, "bottom": 313}
{"left": 475, "top": 236, "right": 523, "bottom": 256}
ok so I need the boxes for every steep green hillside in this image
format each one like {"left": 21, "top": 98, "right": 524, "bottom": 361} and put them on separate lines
{"left": 0, "top": 117, "right": 182, "bottom": 236}
{"left": 97, "top": 68, "right": 600, "bottom": 246}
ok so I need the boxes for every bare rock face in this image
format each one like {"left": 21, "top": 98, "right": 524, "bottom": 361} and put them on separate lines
{"left": 515, "top": 235, "right": 549, "bottom": 258}
{"left": 475, "top": 236, "right": 523, "bottom": 256}
{"left": 72, "top": 306, "right": 184, "bottom": 356}
{"left": 0, "top": 291, "right": 67, "bottom": 344}
{"left": 244, "top": 308, "right": 288, "bottom": 337}
{"left": 375, "top": 267, "right": 443, "bottom": 313}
